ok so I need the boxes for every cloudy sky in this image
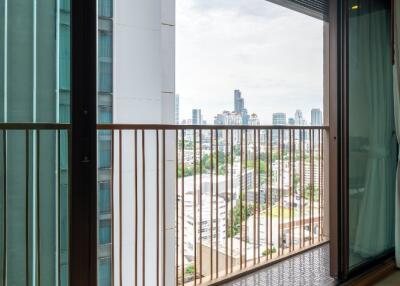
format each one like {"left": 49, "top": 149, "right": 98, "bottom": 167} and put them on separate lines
{"left": 176, "top": 0, "right": 324, "bottom": 124}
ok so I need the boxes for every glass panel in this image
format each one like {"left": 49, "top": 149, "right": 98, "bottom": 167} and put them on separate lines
{"left": 99, "top": 0, "right": 113, "bottom": 18}
{"left": 0, "top": 0, "right": 70, "bottom": 285}
{"left": 97, "top": 2, "right": 113, "bottom": 284}
{"left": 99, "top": 31, "right": 112, "bottom": 93}
{"left": 98, "top": 134, "right": 111, "bottom": 169}
{"left": 99, "top": 219, "right": 111, "bottom": 245}
{"left": 98, "top": 182, "right": 111, "bottom": 214}
{"left": 98, "top": 258, "right": 112, "bottom": 286}
{"left": 348, "top": 0, "right": 397, "bottom": 269}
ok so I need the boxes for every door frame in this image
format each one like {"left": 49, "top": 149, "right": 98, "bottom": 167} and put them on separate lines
{"left": 330, "top": 0, "right": 396, "bottom": 281}
{"left": 70, "top": 0, "right": 98, "bottom": 285}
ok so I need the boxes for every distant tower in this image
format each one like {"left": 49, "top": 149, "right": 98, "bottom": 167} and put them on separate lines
{"left": 311, "top": 108, "right": 323, "bottom": 126}
{"left": 234, "top": 90, "right": 243, "bottom": 113}
{"left": 272, "top": 113, "right": 287, "bottom": 125}
{"left": 175, "top": 94, "right": 180, "bottom": 124}
{"left": 295, "top": 110, "right": 304, "bottom": 125}
{"left": 192, "top": 109, "right": 202, "bottom": 125}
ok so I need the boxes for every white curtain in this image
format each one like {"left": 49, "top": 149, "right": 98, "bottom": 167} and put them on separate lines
{"left": 352, "top": 6, "right": 396, "bottom": 258}
{"left": 393, "top": 0, "right": 400, "bottom": 268}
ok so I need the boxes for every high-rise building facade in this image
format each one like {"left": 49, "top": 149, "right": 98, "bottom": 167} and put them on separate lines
{"left": 192, "top": 109, "right": 202, "bottom": 125}
{"left": 234, "top": 90, "right": 244, "bottom": 113}
{"left": 295, "top": 109, "right": 305, "bottom": 125}
{"left": 97, "top": 0, "right": 114, "bottom": 284}
{"left": 272, "top": 113, "right": 287, "bottom": 125}
{"left": 96, "top": 0, "right": 176, "bottom": 284}
{"left": 311, "top": 108, "right": 323, "bottom": 126}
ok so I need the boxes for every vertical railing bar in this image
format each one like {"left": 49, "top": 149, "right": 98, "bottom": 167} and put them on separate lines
{"left": 244, "top": 129, "right": 248, "bottom": 268}
{"left": 239, "top": 129, "right": 243, "bottom": 269}
{"left": 269, "top": 129, "right": 272, "bottom": 260}
{"left": 26, "top": 129, "right": 30, "bottom": 286}
{"left": 282, "top": 129, "right": 285, "bottom": 255}
{"left": 193, "top": 129, "right": 197, "bottom": 285}
{"left": 199, "top": 130, "right": 203, "bottom": 283}
{"left": 277, "top": 129, "right": 281, "bottom": 257}
{"left": 142, "top": 129, "right": 146, "bottom": 286}
{"left": 210, "top": 129, "right": 214, "bottom": 280}
{"left": 215, "top": 130, "right": 219, "bottom": 278}
{"left": 309, "top": 129, "right": 314, "bottom": 244}
{"left": 36, "top": 130, "right": 41, "bottom": 286}
{"left": 292, "top": 129, "right": 295, "bottom": 252}
{"left": 317, "top": 128, "right": 321, "bottom": 242}
{"left": 244, "top": 130, "right": 248, "bottom": 267}
{"left": 134, "top": 130, "right": 138, "bottom": 286}
{"left": 288, "top": 129, "right": 292, "bottom": 253}
{"left": 110, "top": 129, "right": 115, "bottom": 286}
{"left": 180, "top": 129, "right": 184, "bottom": 285}
{"left": 299, "top": 129, "right": 302, "bottom": 248}
{"left": 265, "top": 130, "right": 268, "bottom": 261}
{"left": 253, "top": 129, "right": 256, "bottom": 265}
{"left": 318, "top": 128, "right": 321, "bottom": 242}
{"left": 162, "top": 130, "right": 166, "bottom": 286}
{"left": 119, "top": 130, "right": 123, "bottom": 286}
{"left": 57, "top": 130, "right": 60, "bottom": 286}
{"left": 67, "top": 128, "right": 72, "bottom": 286}
{"left": 257, "top": 129, "right": 261, "bottom": 264}
{"left": 230, "top": 129, "right": 233, "bottom": 273}
{"left": 302, "top": 129, "right": 305, "bottom": 248}
{"left": 300, "top": 129, "right": 303, "bottom": 248}
{"left": 225, "top": 129, "right": 228, "bottom": 275}
{"left": 321, "top": 128, "right": 324, "bottom": 239}
{"left": 2, "top": 129, "right": 6, "bottom": 286}
{"left": 156, "top": 130, "right": 160, "bottom": 286}
{"left": 175, "top": 130, "right": 178, "bottom": 286}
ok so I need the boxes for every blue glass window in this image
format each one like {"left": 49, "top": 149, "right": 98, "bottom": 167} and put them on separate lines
{"left": 60, "top": 24, "right": 71, "bottom": 91}
{"left": 98, "top": 133, "right": 111, "bottom": 168}
{"left": 99, "top": 0, "right": 113, "bottom": 18}
{"left": 60, "top": 0, "right": 70, "bottom": 11}
{"left": 98, "top": 258, "right": 112, "bottom": 286}
{"left": 99, "top": 105, "right": 112, "bottom": 124}
{"left": 98, "top": 182, "right": 111, "bottom": 214}
{"left": 99, "top": 31, "right": 112, "bottom": 93}
{"left": 99, "top": 219, "right": 111, "bottom": 245}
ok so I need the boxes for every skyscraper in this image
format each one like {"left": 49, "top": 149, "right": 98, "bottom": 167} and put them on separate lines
{"left": 241, "top": 109, "right": 250, "bottom": 125}
{"left": 311, "top": 108, "right": 323, "bottom": 126}
{"left": 192, "top": 109, "right": 202, "bottom": 125}
{"left": 273, "top": 113, "right": 287, "bottom": 125}
{"left": 234, "top": 90, "right": 245, "bottom": 113}
{"left": 295, "top": 110, "right": 305, "bottom": 125}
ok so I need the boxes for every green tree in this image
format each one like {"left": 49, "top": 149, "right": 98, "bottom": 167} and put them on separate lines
{"left": 227, "top": 193, "right": 255, "bottom": 237}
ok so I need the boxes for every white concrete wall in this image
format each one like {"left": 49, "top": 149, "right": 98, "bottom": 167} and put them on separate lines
{"left": 113, "top": 0, "right": 176, "bottom": 285}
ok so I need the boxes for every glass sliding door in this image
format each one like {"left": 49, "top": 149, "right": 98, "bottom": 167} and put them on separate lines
{"left": 0, "top": 0, "right": 70, "bottom": 285}
{"left": 347, "top": 0, "right": 397, "bottom": 271}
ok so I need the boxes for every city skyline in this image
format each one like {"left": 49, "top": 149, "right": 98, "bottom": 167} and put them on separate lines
{"left": 179, "top": 90, "right": 323, "bottom": 126}
{"left": 177, "top": 0, "right": 324, "bottom": 124}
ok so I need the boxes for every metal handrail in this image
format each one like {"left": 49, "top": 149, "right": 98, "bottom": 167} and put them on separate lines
{"left": 97, "top": 124, "right": 329, "bottom": 130}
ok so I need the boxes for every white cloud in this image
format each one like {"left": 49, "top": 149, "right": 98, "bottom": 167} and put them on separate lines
{"left": 176, "top": 0, "right": 324, "bottom": 124}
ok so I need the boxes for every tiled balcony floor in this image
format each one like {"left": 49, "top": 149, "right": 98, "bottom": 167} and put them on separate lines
{"left": 223, "top": 244, "right": 337, "bottom": 286}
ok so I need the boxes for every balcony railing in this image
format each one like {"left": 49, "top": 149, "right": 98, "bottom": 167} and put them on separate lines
{"left": 97, "top": 124, "right": 329, "bottom": 286}
{"left": 0, "top": 123, "right": 71, "bottom": 285}
{"left": 0, "top": 123, "right": 328, "bottom": 285}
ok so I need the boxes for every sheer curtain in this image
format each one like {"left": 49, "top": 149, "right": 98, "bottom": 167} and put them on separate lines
{"left": 352, "top": 5, "right": 397, "bottom": 258}
{"left": 394, "top": 0, "right": 400, "bottom": 267}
